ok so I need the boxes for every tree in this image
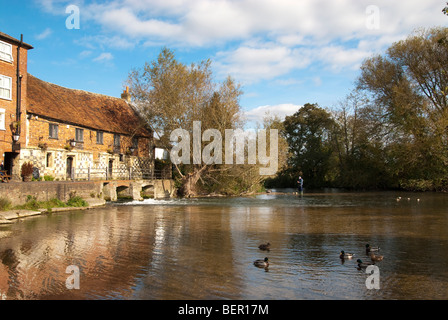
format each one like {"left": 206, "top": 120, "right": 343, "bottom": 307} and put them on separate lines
{"left": 283, "top": 103, "right": 338, "bottom": 188}
{"left": 332, "top": 91, "right": 392, "bottom": 189}
{"left": 262, "top": 114, "right": 289, "bottom": 174}
{"left": 357, "top": 27, "right": 448, "bottom": 186}
{"left": 259, "top": 113, "right": 290, "bottom": 189}
{"left": 443, "top": 2, "right": 448, "bottom": 15}
{"left": 127, "top": 48, "right": 244, "bottom": 197}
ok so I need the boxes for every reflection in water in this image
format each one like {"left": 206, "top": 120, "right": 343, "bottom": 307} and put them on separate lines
{"left": 0, "top": 190, "right": 447, "bottom": 300}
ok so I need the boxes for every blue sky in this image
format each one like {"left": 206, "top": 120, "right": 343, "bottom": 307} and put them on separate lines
{"left": 1, "top": 0, "right": 446, "bottom": 125}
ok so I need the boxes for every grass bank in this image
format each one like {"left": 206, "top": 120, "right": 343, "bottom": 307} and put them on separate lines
{"left": 0, "top": 195, "right": 89, "bottom": 212}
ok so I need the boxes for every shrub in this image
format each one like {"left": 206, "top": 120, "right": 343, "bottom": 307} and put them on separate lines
{"left": 17, "top": 199, "right": 40, "bottom": 210}
{"left": 400, "top": 179, "right": 435, "bottom": 192}
{"left": 0, "top": 198, "right": 12, "bottom": 211}
{"left": 46, "top": 198, "right": 67, "bottom": 208}
{"left": 66, "top": 196, "right": 88, "bottom": 207}
{"left": 21, "top": 162, "right": 34, "bottom": 177}
{"left": 44, "top": 175, "right": 55, "bottom": 181}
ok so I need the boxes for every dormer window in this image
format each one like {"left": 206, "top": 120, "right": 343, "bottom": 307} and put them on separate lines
{"left": 0, "top": 41, "right": 13, "bottom": 63}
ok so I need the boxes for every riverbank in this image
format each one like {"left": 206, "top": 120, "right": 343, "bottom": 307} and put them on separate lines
{"left": 0, "top": 198, "right": 106, "bottom": 224}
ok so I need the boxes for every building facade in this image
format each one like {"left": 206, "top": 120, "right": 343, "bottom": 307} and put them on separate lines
{"left": 0, "top": 32, "right": 155, "bottom": 181}
{"left": 0, "top": 32, "right": 33, "bottom": 176}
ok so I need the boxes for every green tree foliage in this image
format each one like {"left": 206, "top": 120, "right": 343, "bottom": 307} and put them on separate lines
{"left": 357, "top": 27, "right": 448, "bottom": 187}
{"left": 283, "top": 103, "right": 338, "bottom": 188}
{"left": 269, "top": 27, "right": 448, "bottom": 191}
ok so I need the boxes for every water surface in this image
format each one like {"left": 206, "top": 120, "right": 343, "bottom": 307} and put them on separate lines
{"left": 0, "top": 190, "right": 447, "bottom": 300}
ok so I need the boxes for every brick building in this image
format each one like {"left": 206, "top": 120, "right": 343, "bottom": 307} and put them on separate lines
{"left": 0, "top": 32, "right": 155, "bottom": 181}
{"left": 0, "top": 32, "right": 33, "bottom": 177}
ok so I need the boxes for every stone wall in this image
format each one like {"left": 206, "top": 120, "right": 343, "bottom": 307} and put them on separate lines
{"left": 0, "top": 179, "right": 176, "bottom": 207}
{"left": 0, "top": 181, "right": 104, "bottom": 206}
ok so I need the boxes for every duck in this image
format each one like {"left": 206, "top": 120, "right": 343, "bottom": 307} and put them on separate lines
{"left": 357, "top": 259, "right": 375, "bottom": 269}
{"left": 254, "top": 257, "right": 269, "bottom": 268}
{"left": 339, "top": 250, "right": 355, "bottom": 259}
{"left": 365, "top": 244, "right": 380, "bottom": 254}
{"left": 258, "top": 242, "right": 271, "bottom": 251}
{"left": 369, "top": 252, "right": 384, "bottom": 262}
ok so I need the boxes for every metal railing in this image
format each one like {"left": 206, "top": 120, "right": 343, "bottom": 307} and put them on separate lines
{"left": 68, "top": 167, "right": 172, "bottom": 181}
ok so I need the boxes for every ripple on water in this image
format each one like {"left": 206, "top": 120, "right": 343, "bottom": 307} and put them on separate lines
{"left": 0, "top": 191, "right": 447, "bottom": 299}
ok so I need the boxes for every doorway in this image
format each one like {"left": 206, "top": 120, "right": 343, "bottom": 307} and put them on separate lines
{"left": 108, "top": 159, "right": 114, "bottom": 179}
{"left": 66, "top": 156, "right": 74, "bottom": 180}
{"left": 4, "top": 152, "right": 18, "bottom": 178}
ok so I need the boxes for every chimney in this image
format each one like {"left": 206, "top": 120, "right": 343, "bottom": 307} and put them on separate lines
{"left": 121, "top": 86, "right": 131, "bottom": 102}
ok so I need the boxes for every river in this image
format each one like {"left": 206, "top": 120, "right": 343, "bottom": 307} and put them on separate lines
{"left": 0, "top": 189, "right": 447, "bottom": 300}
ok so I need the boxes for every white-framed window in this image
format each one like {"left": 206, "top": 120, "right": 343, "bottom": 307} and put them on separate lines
{"left": 0, "top": 41, "right": 13, "bottom": 63}
{"left": 0, "top": 108, "right": 5, "bottom": 130}
{"left": 0, "top": 75, "right": 12, "bottom": 100}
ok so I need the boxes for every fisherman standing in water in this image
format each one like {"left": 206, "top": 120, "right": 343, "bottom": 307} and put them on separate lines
{"left": 297, "top": 176, "right": 304, "bottom": 196}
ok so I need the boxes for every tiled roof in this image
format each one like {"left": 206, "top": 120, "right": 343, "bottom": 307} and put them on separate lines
{"left": 27, "top": 74, "right": 152, "bottom": 138}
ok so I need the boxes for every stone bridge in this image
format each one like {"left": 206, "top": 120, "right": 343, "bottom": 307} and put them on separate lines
{"left": 102, "top": 179, "right": 176, "bottom": 201}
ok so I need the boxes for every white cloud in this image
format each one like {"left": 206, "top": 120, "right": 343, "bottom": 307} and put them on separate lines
{"left": 214, "top": 41, "right": 375, "bottom": 84}
{"left": 93, "top": 52, "right": 114, "bottom": 62}
{"left": 96, "top": 7, "right": 183, "bottom": 40}
{"left": 37, "top": 0, "right": 447, "bottom": 47}
{"left": 313, "top": 77, "right": 322, "bottom": 87}
{"left": 311, "top": 45, "right": 374, "bottom": 71}
{"left": 274, "top": 78, "right": 304, "bottom": 86}
{"left": 36, "top": 28, "right": 53, "bottom": 40}
{"left": 215, "top": 45, "right": 312, "bottom": 83}
{"left": 243, "top": 104, "right": 301, "bottom": 124}
{"left": 35, "top": 0, "right": 448, "bottom": 83}
{"left": 79, "top": 50, "right": 93, "bottom": 58}
{"left": 78, "top": 0, "right": 446, "bottom": 46}
{"left": 37, "top": 0, "right": 71, "bottom": 14}
{"left": 75, "top": 35, "right": 137, "bottom": 50}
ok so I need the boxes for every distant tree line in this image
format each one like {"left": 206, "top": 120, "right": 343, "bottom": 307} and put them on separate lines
{"left": 266, "top": 27, "right": 448, "bottom": 192}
